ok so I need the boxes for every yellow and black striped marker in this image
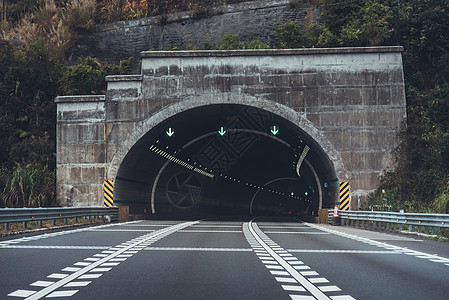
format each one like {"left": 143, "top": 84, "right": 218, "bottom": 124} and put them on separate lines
{"left": 339, "top": 181, "right": 350, "bottom": 210}
{"left": 104, "top": 180, "right": 114, "bottom": 207}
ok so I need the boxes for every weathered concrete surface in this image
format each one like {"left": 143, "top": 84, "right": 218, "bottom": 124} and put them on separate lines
{"left": 55, "top": 96, "right": 106, "bottom": 206}
{"left": 71, "top": 0, "right": 320, "bottom": 65}
{"left": 56, "top": 47, "right": 406, "bottom": 208}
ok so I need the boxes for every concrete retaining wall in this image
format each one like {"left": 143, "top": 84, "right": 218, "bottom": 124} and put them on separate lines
{"left": 71, "top": 0, "right": 320, "bottom": 65}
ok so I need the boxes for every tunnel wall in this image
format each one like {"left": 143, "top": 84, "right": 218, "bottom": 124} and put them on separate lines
{"left": 56, "top": 47, "right": 406, "bottom": 209}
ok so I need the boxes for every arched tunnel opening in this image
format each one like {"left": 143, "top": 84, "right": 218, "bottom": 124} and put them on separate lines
{"left": 113, "top": 104, "right": 339, "bottom": 219}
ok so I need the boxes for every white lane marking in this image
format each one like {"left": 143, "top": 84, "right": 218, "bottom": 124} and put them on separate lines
{"left": 265, "top": 232, "right": 330, "bottom": 235}
{"left": 47, "top": 274, "right": 68, "bottom": 279}
{"left": 271, "top": 271, "right": 290, "bottom": 276}
{"left": 84, "top": 258, "right": 100, "bottom": 262}
{"left": 121, "top": 224, "right": 177, "bottom": 227}
{"left": 93, "top": 254, "right": 108, "bottom": 257}
{"left": 63, "top": 282, "right": 91, "bottom": 287}
{"left": 46, "top": 290, "right": 78, "bottom": 297}
{"left": 191, "top": 225, "right": 242, "bottom": 228}
{"left": 294, "top": 266, "right": 311, "bottom": 270}
{"left": 144, "top": 247, "right": 252, "bottom": 252}
{"left": 8, "top": 221, "right": 198, "bottom": 300}
{"left": 287, "top": 249, "right": 400, "bottom": 254}
{"left": 1, "top": 222, "right": 143, "bottom": 247}
{"left": 319, "top": 286, "right": 342, "bottom": 292}
{"left": 276, "top": 277, "right": 298, "bottom": 283}
{"left": 100, "top": 262, "right": 120, "bottom": 267}
{"left": 289, "top": 295, "right": 316, "bottom": 300}
{"left": 30, "top": 282, "right": 53, "bottom": 288}
{"left": 8, "top": 290, "right": 36, "bottom": 298}
{"left": 0, "top": 246, "right": 110, "bottom": 250}
{"left": 305, "top": 223, "right": 449, "bottom": 266}
{"left": 261, "top": 260, "right": 279, "bottom": 264}
{"left": 109, "top": 258, "right": 127, "bottom": 262}
{"left": 246, "top": 221, "right": 332, "bottom": 300}
{"left": 282, "top": 285, "right": 307, "bottom": 292}
{"left": 301, "top": 271, "right": 320, "bottom": 276}
{"left": 309, "top": 278, "right": 329, "bottom": 283}
{"left": 330, "top": 296, "right": 356, "bottom": 300}
{"left": 74, "top": 262, "right": 91, "bottom": 267}
{"left": 178, "top": 230, "right": 242, "bottom": 233}
{"left": 90, "top": 267, "right": 112, "bottom": 272}
{"left": 266, "top": 265, "right": 284, "bottom": 270}
{"left": 90, "top": 229, "right": 156, "bottom": 232}
{"left": 61, "top": 267, "right": 81, "bottom": 272}
{"left": 78, "top": 274, "right": 102, "bottom": 279}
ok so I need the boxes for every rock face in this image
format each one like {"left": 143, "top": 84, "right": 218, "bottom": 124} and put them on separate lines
{"left": 56, "top": 47, "right": 406, "bottom": 211}
{"left": 71, "top": 0, "right": 321, "bottom": 65}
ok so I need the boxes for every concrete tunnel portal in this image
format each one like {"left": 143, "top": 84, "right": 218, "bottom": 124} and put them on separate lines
{"left": 113, "top": 104, "right": 339, "bottom": 218}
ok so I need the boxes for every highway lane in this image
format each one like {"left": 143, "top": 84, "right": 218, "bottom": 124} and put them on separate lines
{"left": 1, "top": 217, "right": 449, "bottom": 299}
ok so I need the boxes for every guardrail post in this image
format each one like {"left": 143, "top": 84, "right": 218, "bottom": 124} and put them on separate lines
{"left": 372, "top": 221, "right": 376, "bottom": 230}
{"left": 432, "top": 227, "right": 437, "bottom": 235}
{"left": 399, "top": 224, "right": 403, "bottom": 231}
{"left": 52, "top": 219, "right": 56, "bottom": 226}
{"left": 22, "top": 221, "right": 26, "bottom": 229}
{"left": 38, "top": 220, "right": 42, "bottom": 228}
{"left": 64, "top": 218, "right": 67, "bottom": 225}
{"left": 424, "top": 226, "right": 429, "bottom": 234}
{"left": 386, "top": 223, "right": 390, "bottom": 231}
{"left": 4, "top": 223, "right": 8, "bottom": 231}
{"left": 409, "top": 225, "right": 413, "bottom": 232}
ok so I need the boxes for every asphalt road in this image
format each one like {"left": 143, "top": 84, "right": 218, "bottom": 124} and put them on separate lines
{"left": 1, "top": 217, "right": 449, "bottom": 299}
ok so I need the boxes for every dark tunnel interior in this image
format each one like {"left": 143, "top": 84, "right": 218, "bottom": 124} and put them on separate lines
{"left": 113, "top": 104, "right": 339, "bottom": 219}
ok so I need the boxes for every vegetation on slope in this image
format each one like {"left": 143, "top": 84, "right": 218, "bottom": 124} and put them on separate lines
{"left": 0, "top": 0, "right": 448, "bottom": 213}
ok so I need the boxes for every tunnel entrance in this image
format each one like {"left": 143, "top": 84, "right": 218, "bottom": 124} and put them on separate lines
{"left": 113, "top": 104, "right": 339, "bottom": 218}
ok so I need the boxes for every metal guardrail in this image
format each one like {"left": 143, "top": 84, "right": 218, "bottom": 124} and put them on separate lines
{"left": 0, "top": 207, "right": 119, "bottom": 231}
{"left": 328, "top": 210, "right": 449, "bottom": 235}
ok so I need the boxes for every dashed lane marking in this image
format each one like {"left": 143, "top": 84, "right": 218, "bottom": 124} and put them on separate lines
{"left": 243, "top": 221, "right": 355, "bottom": 300}
{"left": 7, "top": 221, "right": 198, "bottom": 299}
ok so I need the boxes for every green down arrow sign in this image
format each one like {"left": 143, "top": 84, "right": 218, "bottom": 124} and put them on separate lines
{"left": 218, "top": 126, "right": 226, "bottom": 136}
{"left": 270, "top": 125, "right": 279, "bottom": 136}
{"left": 166, "top": 127, "right": 175, "bottom": 137}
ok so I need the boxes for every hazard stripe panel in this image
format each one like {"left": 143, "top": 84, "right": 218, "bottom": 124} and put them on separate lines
{"left": 104, "top": 180, "right": 113, "bottom": 207}
{"left": 339, "top": 182, "right": 349, "bottom": 210}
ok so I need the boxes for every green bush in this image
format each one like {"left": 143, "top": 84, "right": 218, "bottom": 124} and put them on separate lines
{"left": 60, "top": 56, "right": 133, "bottom": 95}
{"left": 276, "top": 21, "right": 306, "bottom": 48}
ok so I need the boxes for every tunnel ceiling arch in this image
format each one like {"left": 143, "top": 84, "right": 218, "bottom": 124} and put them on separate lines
{"left": 113, "top": 104, "right": 340, "bottom": 217}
